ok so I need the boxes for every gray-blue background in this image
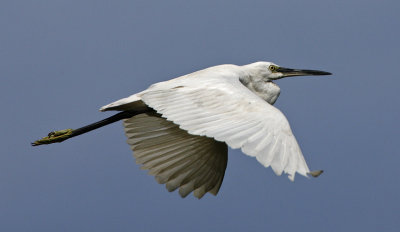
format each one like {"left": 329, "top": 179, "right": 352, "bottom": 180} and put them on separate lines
{"left": 1, "top": 0, "right": 399, "bottom": 231}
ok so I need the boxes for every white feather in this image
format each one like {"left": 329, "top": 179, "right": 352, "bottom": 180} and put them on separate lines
{"left": 100, "top": 62, "right": 318, "bottom": 197}
{"left": 123, "top": 112, "right": 227, "bottom": 199}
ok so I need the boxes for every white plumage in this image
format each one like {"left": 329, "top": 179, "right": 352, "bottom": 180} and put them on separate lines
{"left": 100, "top": 61, "right": 330, "bottom": 198}
{"left": 124, "top": 112, "right": 227, "bottom": 199}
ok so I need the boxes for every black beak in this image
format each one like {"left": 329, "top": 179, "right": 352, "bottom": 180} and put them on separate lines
{"left": 276, "top": 67, "right": 332, "bottom": 78}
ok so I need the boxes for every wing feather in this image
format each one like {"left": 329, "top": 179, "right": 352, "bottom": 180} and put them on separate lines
{"left": 140, "top": 77, "right": 310, "bottom": 180}
{"left": 124, "top": 112, "right": 228, "bottom": 198}
{"left": 101, "top": 65, "right": 312, "bottom": 183}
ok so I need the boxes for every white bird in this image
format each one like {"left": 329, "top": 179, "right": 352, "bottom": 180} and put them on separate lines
{"left": 33, "top": 61, "right": 331, "bottom": 199}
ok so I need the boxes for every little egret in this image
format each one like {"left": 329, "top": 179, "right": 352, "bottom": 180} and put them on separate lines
{"left": 33, "top": 61, "right": 331, "bottom": 199}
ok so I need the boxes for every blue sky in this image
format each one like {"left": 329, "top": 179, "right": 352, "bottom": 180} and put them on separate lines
{"left": 1, "top": 0, "right": 399, "bottom": 231}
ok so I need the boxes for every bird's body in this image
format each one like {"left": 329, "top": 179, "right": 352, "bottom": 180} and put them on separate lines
{"left": 101, "top": 63, "right": 282, "bottom": 110}
{"left": 33, "top": 61, "right": 331, "bottom": 199}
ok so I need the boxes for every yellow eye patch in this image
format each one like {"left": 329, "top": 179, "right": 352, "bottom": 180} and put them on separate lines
{"left": 269, "top": 65, "right": 278, "bottom": 72}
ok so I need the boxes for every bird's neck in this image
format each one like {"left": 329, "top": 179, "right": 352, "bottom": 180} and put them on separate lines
{"left": 239, "top": 76, "right": 281, "bottom": 105}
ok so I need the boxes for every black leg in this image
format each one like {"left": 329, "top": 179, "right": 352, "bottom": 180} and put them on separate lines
{"left": 31, "top": 110, "right": 146, "bottom": 146}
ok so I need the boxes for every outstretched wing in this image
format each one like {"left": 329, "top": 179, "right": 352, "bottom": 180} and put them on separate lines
{"left": 124, "top": 112, "right": 228, "bottom": 199}
{"left": 140, "top": 76, "right": 310, "bottom": 180}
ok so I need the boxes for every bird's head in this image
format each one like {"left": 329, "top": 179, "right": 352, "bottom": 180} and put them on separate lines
{"left": 245, "top": 61, "right": 331, "bottom": 81}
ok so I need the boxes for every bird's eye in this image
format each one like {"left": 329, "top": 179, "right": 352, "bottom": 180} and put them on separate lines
{"left": 269, "top": 65, "right": 278, "bottom": 72}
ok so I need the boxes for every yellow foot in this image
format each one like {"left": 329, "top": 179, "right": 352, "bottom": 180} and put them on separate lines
{"left": 31, "top": 129, "right": 74, "bottom": 146}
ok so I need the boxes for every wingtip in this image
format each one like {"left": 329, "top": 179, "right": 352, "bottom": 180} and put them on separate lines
{"left": 308, "top": 170, "right": 324, "bottom": 178}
